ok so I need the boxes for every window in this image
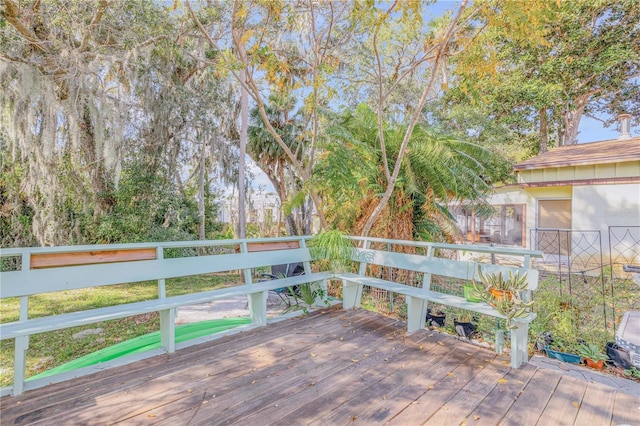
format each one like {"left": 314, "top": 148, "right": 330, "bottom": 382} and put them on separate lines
{"left": 451, "top": 204, "right": 525, "bottom": 246}
{"left": 537, "top": 199, "right": 571, "bottom": 230}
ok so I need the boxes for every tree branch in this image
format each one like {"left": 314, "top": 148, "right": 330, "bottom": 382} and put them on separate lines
{"left": 2, "top": 0, "right": 49, "bottom": 53}
{"left": 78, "top": 0, "right": 110, "bottom": 52}
{"left": 361, "top": 0, "right": 469, "bottom": 237}
{"left": 373, "top": 0, "right": 398, "bottom": 182}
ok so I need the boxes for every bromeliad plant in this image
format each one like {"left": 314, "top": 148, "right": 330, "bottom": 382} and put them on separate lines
{"left": 471, "top": 267, "right": 534, "bottom": 329}
{"left": 577, "top": 343, "right": 609, "bottom": 370}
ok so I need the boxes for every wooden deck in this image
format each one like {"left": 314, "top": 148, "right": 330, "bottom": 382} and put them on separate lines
{"left": 1, "top": 307, "right": 638, "bottom": 425}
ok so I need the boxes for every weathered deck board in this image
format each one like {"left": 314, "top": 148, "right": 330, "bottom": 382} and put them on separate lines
{"left": 1, "top": 307, "right": 638, "bottom": 426}
{"left": 1, "top": 308, "right": 358, "bottom": 417}
{"left": 304, "top": 331, "right": 452, "bottom": 426}
{"left": 610, "top": 390, "right": 640, "bottom": 426}
{"left": 573, "top": 381, "right": 616, "bottom": 425}
{"left": 385, "top": 347, "right": 494, "bottom": 425}
{"left": 37, "top": 310, "right": 372, "bottom": 425}
{"left": 207, "top": 320, "right": 411, "bottom": 426}
{"left": 498, "top": 368, "right": 561, "bottom": 425}
{"left": 352, "top": 343, "right": 480, "bottom": 425}
{"left": 423, "top": 353, "right": 511, "bottom": 425}
{"left": 535, "top": 375, "right": 587, "bottom": 425}
{"left": 148, "top": 315, "right": 401, "bottom": 425}
{"left": 3, "top": 309, "right": 361, "bottom": 423}
{"left": 237, "top": 324, "right": 448, "bottom": 426}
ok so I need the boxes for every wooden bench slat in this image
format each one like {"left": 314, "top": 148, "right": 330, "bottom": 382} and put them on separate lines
{"left": 246, "top": 241, "right": 300, "bottom": 252}
{"left": 30, "top": 249, "right": 157, "bottom": 269}
{"left": 355, "top": 249, "right": 538, "bottom": 290}
{"left": 1, "top": 248, "right": 314, "bottom": 298}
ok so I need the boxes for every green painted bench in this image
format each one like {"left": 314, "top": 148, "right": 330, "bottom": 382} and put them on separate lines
{"left": 1, "top": 236, "right": 542, "bottom": 396}
{"left": 336, "top": 238, "right": 542, "bottom": 369}
{"left": 0, "top": 237, "right": 329, "bottom": 396}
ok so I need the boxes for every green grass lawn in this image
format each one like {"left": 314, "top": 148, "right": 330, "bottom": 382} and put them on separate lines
{"left": 0, "top": 273, "right": 242, "bottom": 387}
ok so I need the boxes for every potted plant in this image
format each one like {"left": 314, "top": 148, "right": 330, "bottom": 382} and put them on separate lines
{"left": 308, "top": 229, "right": 356, "bottom": 273}
{"left": 577, "top": 343, "right": 609, "bottom": 370}
{"left": 606, "top": 342, "right": 633, "bottom": 370}
{"left": 453, "top": 310, "right": 478, "bottom": 338}
{"left": 463, "top": 284, "right": 481, "bottom": 303}
{"left": 471, "top": 268, "right": 533, "bottom": 329}
{"left": 426, "top": 308, "right": 446, "bottom": 327}
{"left": 544, "top": 339, "right": 582, "bottom": 364}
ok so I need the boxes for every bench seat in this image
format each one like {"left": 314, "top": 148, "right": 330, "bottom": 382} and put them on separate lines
{"left": 336, "top": 266, "right": 537, "bottom": 369}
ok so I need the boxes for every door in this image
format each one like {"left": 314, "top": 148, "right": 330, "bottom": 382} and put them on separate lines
{"left": 537, "top": 199, "right": 572, "bottom": 256}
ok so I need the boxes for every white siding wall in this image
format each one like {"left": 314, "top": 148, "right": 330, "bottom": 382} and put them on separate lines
{"left": 490, "top": 183, "right": 640, "bottom": 260}
{"left": 573, "top": 183, "right": 640, "bottom": 260}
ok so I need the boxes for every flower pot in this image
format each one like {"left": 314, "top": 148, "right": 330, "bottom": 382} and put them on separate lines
{"left": 463, "top": 285, "right": 481, "bottom": 303}
{"left": 545, "top": 347, "right": 581, "bottom": 364}
{"left": 426, "top": 310, "right": 446, "bottom": 327}
{"left": 454, "top": 319, "right": 477, "bottom": 338}
{"left": 606, "top": 342, "right": 633, "bottom": 369}
{"left": 586, "top": 358, "right": 605, "bottom": 370}
{"left": 490, "top": 288, "right": 512, "bottom": 301}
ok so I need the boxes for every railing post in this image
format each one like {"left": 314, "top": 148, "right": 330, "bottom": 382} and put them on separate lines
{"left": 156, "top": 245, "right": 175, "bottom": 353}
{"left": 239, "top": 241, "right": 253, "bottom": 284}
{"left": 13, "top": 252, "right": 31, "bottom": 395}
{"left": 299, "top": 238, "right": 312, "bottom": 275}
{"left": 299, "top": 239, "right": 327, "bottom": 307}
{"left": 240, "top": 240, "right": 266, "bottom": 326}
{"left": 358, "top": 239, "right": 370, "bottom": 275}
{"left": 157, "top": 246, "right": 166, "bottom": 298}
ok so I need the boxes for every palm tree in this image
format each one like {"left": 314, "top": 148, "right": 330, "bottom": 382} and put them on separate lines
{"left": 247, "top": 95, "right": 311, "bottom": 235}
{"left": 314, "top": 104, "right": 495, "bottom": 242}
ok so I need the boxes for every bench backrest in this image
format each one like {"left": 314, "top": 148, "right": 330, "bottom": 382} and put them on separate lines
{"left": 1, "top": 239, "right": 313, "bottom": 299}
{"left": 354, "top": 248, "right": 539, "bottom": 290}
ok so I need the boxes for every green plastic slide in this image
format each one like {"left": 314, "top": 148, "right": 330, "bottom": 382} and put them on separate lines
{"left": 29, "top": 317, "right": 251, "bottom": 381}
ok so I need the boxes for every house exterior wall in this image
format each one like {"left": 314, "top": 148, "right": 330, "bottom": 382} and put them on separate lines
{"left": 489, "top": 183, "right": 639, "bottom": 262}
{"left": 518, "top": 160, "right": 640, "bottom": 184}
{"left": 490, "top": 186, "right": 572, "bottom": 247}
{"left": 573, "top": 183, "right": 640, "bottom": 262}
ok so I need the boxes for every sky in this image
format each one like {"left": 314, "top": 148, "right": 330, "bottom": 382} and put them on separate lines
{"left": 577, "top": 116, "right": 633, "bottom": 143}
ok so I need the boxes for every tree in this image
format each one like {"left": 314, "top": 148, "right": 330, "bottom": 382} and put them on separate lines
{"left": 189, "top": 0, "right": 356, "bottom": 232}
{"left": 315, "top": 104, "right": 494, "bottom": 241}
{"left": 342, "top": 0, "right": 471, "bottom": 237}
{"left": 247, "top": 97, "right": 311, "bottom": 235}
{"left": 1, "top": 0, "right": 233, "bottom": 245}
{"left": 450, "top": 0, "right": 640, "bottom": 148}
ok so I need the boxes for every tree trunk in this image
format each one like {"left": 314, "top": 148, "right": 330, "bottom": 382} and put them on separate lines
{"left": 539, "top": 108, "right": 548, "bottom": 153}
{"left": 237, "top": 69, "right": 248, "bottom": 239}
{"left": 563, "top": 96, "right": 588, "bottom": 145}
{"left": 79, "top": 107, "right": 114, "bottom": 217}
{"left": 198, "top": 135, "right": 206, "bottom": 240}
